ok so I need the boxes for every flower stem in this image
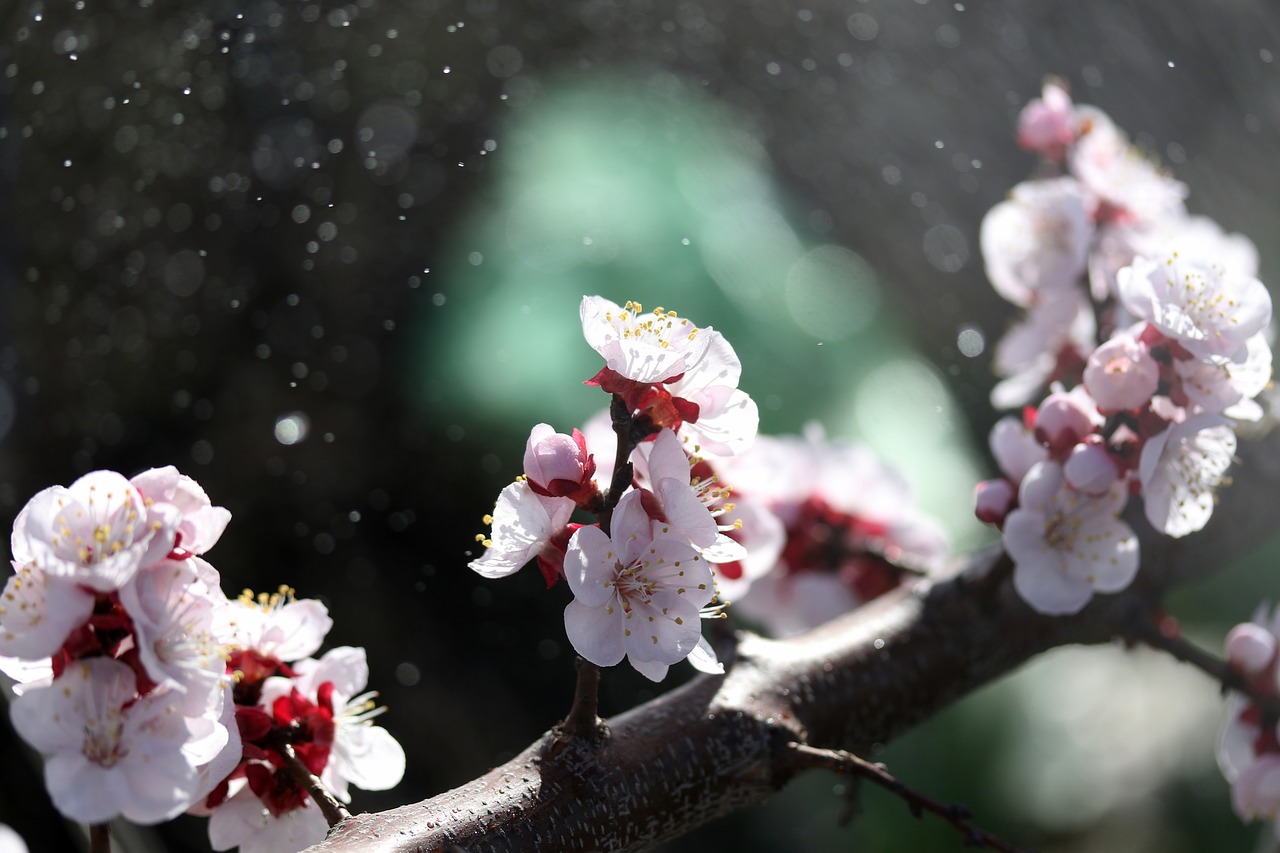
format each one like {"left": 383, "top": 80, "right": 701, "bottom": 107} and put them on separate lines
{"left": 281, "top": 742, "right": 352, "bottom": 827}
{"left": 557, "top": 657, "right": 607, "bottom": 742}
{"left": 597, "top": 393, "right": 637, "bottom": 537}
{"left": 1131, "top": 613, "right": 1280, "bottom": 715}
{"left": 89, "top": 823, "right": 111, "bottom": 853}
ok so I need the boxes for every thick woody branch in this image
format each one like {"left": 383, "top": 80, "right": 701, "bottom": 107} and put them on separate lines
{"left": 305, "top": 433, "right": 1280, "bottom": 853}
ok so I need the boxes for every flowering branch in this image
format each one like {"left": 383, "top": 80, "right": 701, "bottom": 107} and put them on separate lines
{"left": 777, "top": 742, "right": 1032, "bottom": 853}
{"left": 1130, "top": 615, "right": 1280, "bottom": 718}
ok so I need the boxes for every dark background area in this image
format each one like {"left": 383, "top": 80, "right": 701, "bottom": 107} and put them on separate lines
{"left": 2, "top": 1, "right": 1279, "bottom": 850}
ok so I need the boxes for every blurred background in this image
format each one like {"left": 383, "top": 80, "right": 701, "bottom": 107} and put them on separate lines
{"left": 2, "top": 0, "right": 1280, "bottom": 850}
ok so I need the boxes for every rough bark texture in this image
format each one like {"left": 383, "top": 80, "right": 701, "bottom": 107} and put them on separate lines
{"left": 306, "top": 433, "right": 1280, "bottom": 853}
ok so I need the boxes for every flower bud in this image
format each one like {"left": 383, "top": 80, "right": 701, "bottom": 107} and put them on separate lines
{"left": 1035, "top": 388, "right": 1102, "bottom": 458}
{"left": 1226, "top": 622, "right": 1278, "bottom": 678}
{"left": 523, "top": 424, "right": 598, "bottom": 505}
{"left": 1063, "top": 441, "right": 1119, "bottom": 496}
{"left": 1084, "top": 332, "right": 1160, "bottom": 412}
{"left": 974, "top": 479, "right": 1016, "bottom": 527}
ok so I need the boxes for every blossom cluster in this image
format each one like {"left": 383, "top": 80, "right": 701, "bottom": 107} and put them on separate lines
{"left": 974, "top": 80, "right": 1273, "bottom": 615}
{"left": 471, "top": 296, "right": 949, "bottom": 667}
{"left": 1, "top": 468, "right": 403, "bottom": 853}
{"left": 470, "top": 297, "right": 758, "bottom": 680}
{"left": 1218, "top": 607, "right": 1280, "bottom": 837}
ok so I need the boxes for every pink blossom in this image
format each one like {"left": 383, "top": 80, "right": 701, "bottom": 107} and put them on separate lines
{"left": 1034, "top": 387, "right": 1103, "bottom": 457}
{"left": 1016, "top": 79, "right": 1076, "bottom": 155}
{"left": 522, "top": 424, "right": 598, "bottom": 505}
{"left": 1226, "top": 621, "right": 1278, "bottom": 680}
{"left": 1084, "top": 331, "right": 1160, "bottom": 412}
{"left": 1062, "top": 441, "right": 1119, "bottom": 496}
{"left": 988, "top": 416, "right": 1048, "bottom": 485}
{"left": 973, "top": 479, "right": 1016, "bottom": 526}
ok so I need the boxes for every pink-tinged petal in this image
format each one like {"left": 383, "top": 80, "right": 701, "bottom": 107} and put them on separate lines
{"left": 563, "top": 599, "right": 625, "bottom": 667}
{"left": 1062, "top": 516, "right": 1138, "bottom": 593}
{"left": 1218, "top": 696, "right": 1256, "bottom": 783}
{"left": 678, "top": 389, "right": 758, "bottom": 459}
{"left": 627, "top": 656, "right": 669, "bottom": 682}
{"left": 1233, "top": 754, "right": 1280, "bottom": 821}
{"left": 623, "top": 594, "right": 702, "bottom": 664}
{"left": 653, "top": 479, "right": 717, "bottom": 548}
{"left": 0, "top": 565, "right": 95, "bottom": 659}
{"left": 334, "top": 724, "right": 406, "bottom": 792}
{"left": 979, "top": 177, "right": 1091, "bottom": 307}
{"left": 1016, "top": 461, "right": 1066, "bottom": 512}
{"left": 564, "top": 526, "right": 619, "bottom": 607}
{"left": 687, "top": 635, "right": 724, "bottom": 675}
{"left": 643, "top": 429, "right": 690, "bottom": 485}
{"left": 579, "top": 296, "right": 711, "bottom": 384}
{"left": 43, "top": 756, "right": 126, "bottom": 825}
{"left": 1120, "top": 254, "right": 1271, "bottom": 363}
{"left": 1139, "top": 415, "right": 1236, "bottom": 538}
{"left": 1063, "top": 443, "right": 1119, "bottom": 496}
{"left": 989, "top": 417, "right": 1048, "bottom": 485}
{"left": 261, "top": 598, "right": 332, "bottom": 662}
{"left": 130, "top": 467, "right": 231, "bottom": 555}
{"left": 1084, "top": 332, "right": 1160, "bottom": 412}
{"left": 1009, "top": 539, "right": 1095, "bottom": 616}
{"left": 469, "top": 481, "right": 573, "bottom": 578}
{"left": 295, "top": 646, "right": 369, "bottom": 700}
{"left": 1226, "top": 623, "right": 1277, "bottom": 677}
{"left": 609, "top": 489, "right": 652, "bottom": 565}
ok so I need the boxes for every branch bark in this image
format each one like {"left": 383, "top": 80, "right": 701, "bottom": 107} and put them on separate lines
{"left": 305, "top": 432, "right": 1280, "bottom": 852}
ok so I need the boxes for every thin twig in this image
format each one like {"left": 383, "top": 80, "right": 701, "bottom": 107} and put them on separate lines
{"left": 780, "top": 742, "right": 1034, "bottom": 853}
{"left": 281, "top": 742, "right": 352, "bottom": 827}
{"left": 89, "top": 823, "right": 111, "bottom": 853}
{"left": 1130, "top": 614, "right": 1280, "bottom": 716}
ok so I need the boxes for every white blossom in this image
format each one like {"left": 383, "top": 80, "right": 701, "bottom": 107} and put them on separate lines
{"left": 1004, "top": 462, "right": 1138, "bottom": 615}
{"left": 562, "top": 490, "right": 714, "bottom": 679}
{"left": 1139, "top": 414, "right": 1237, "bottom": 538}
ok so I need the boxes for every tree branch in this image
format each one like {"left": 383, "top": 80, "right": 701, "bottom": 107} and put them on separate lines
{"left": 305, "top": 432, "right": 1280, "bottom": 853}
